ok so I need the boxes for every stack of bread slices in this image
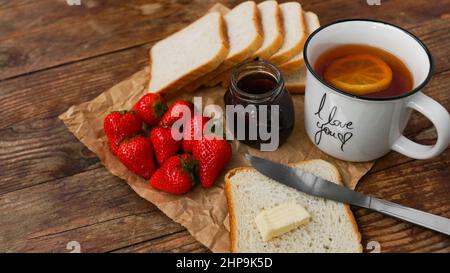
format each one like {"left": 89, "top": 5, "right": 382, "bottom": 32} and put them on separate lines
{"left": 148, "top": 1, "right": 320, "bottom": 95}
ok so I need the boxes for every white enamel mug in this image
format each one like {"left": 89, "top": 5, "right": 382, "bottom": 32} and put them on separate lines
{"left": 303, "top": 19, "right": 450, "bottom": 162}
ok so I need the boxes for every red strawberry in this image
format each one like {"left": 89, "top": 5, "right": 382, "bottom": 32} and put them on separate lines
{"left": 150, "top": 127, "right": 182, "bottom": 165}
{"left": 132, "top": 93, "right": 168, "bottom": 125}
{"left": 192, "top": 136, "right": 232, "bottom": 188}
{"left": 182, "top": 115, "right": 210, "bottom": 153}
{"left": 117, "top": 135, "right": 156, "bottom": 179}
{"left": 149, "top": 154, "right": 198, "bottom": 195}
{"left": 159, "top": 100, "right": 194, "bottom": 127}
{"left": 104, "top": 110, "right": 142, "bottom": 155}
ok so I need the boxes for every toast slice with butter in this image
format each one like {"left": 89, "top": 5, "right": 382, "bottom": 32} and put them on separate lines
{"left": 148, "top": 12, "right": 228, "bottom": 94}
{"left": 178, "top": 1, "right": 263, "bottom": 93}
{"left": 225, "top": 160, "right": 362, "bottom": 253}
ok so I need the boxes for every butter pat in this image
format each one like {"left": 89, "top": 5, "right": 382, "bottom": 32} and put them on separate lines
{"left": 255, "top": 202, "right": 310, "bottom": 241}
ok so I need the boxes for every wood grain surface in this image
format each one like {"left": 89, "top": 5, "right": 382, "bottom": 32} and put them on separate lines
{"left": 0, "top": 0, "right": 449, "bottom": 253}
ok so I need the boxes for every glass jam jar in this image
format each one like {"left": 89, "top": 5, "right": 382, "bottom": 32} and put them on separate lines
{"left": 224, "top": 60, "right": 295, "bottom": 150}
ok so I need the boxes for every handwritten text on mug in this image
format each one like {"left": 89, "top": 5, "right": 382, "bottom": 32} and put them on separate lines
{"left": 314, "top": 94, "right": 354, "bottom": 151}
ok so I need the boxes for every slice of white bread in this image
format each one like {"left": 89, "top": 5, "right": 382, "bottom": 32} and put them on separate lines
{"left": 208, "top": 2, "right": 311, "bottom": 90}
{"left": 282, "top": 11, "right": 320, "bottom": 94}
{"left": 206, "top": 68, "right": 234, "bottom": 88}
{"left": 225, "top": 160, "right": 362, "bottom": 253}
{"left": 178, "top": 1, "right": 263, "bottom": 93}
{"left": 148, "top": 12, "right": 228, "bottom": 94}
{"left": 219, "top": 1, "right": 263, "bottom": 65}
{"left": 207, "top": 2, "right": 230, "bottom": 14}
{"left": 278, "top": 52, "right": 305, "bottom": 73}
{"left": 279, "top": 11, "right": 320, "bottom": 73}
{"left": 284, "top": 66, "right": 306, "bottom": 94}
{"left": 252, "top": 1, "right": 284, "bottom": 59}
{"left": 305, "top": 11, "right": 321, "bottom": 34}
{"left": 205, "top": 1, "right": 284, "bottom": 88}
{"left": 268, "top": 2, "right": 306, "bottom": 65}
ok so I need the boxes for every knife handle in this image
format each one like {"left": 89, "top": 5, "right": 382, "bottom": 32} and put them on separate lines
{"left": 370, "top": 197, "right": 450, "bottom": 236}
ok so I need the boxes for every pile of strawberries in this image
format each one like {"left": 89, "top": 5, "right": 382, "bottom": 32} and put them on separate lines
{"left": 103, "top": 93, "right": 232, "bottom": 195}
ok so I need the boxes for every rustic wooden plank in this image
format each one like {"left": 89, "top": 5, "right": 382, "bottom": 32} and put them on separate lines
{"left": 18, "top": 211, "right": 185, "bottom": 253}
{"left": 1, "top": 0, "right": 448, "bottom": 80}
{"left": 0, "top": 117, "right": 100, "bottom": 195}
{"left": 0, "top": 122, "right": 447, "bottom": 252}
{"left": 371, "top": 126, "right": 439, "bottom": 173}
{"left": 303, "top": 0, "right": 450, "bottom": 28}
{"left": 0, "top": 44, "right": 150, "bottom": 130}
{"left": 113, "top": 230, "right": 209, "bottom": 253}
{"left": 0, "top": 0, "right": 41, "bottom": 9}
{"left": 355, "top": 135, "right": 450, "bottom": 253}
{"left": 1, "top": 0, "right": 449, "bottom": 253}
{"left": 0, "top": 123, "right": 448, "bottom": 252}
{"left": 0, "top": 0, "right": 241, "bottom": 80}
{"left": 2, "top": 145, "right": 448, "bottom": 252}
{"left": 0, "top": 166, "right": 186, "bottom": 252}
{"left": 402, "top": 71, "right": 449, "bottom": 135}
{"left": 369, "top": 68, "right": 450, "bottom": 173}
{"left": 407, "top": 18, "right": 450, "bottom": 75}
{"left": 1, "top": 16, "right": 448, "bottom": 131}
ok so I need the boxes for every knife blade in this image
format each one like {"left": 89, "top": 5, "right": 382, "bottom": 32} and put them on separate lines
{"left": 246, "top": 154, "right": 450, "bottom": 236}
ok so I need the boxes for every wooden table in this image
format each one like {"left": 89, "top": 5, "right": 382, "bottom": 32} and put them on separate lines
{"left": 0, "top": 0, "right": 449, "bottom": 253}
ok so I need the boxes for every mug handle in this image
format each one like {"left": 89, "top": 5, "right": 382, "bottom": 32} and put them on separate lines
{"left": 391, "top": 92, "right": 450, "bottom": 159}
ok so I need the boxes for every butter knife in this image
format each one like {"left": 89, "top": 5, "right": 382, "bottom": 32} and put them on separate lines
{"left": 246, "top": 154, "right": 450, "bottom": 236}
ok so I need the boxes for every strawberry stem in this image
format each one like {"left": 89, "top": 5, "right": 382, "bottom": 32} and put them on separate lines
{"left": 152, "top": 99, "right": 168, "bottom": 118}
{"left": 178, "top": 155, "right": 199, "bottom": 185}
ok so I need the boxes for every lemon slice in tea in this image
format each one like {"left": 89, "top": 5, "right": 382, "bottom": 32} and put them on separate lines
{"left": 324, "top": 54, "right": 393, "bottom": 95}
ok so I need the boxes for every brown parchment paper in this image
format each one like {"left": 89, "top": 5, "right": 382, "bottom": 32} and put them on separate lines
{"left": 59, "top": 66, "right": 374, "bottom": 253}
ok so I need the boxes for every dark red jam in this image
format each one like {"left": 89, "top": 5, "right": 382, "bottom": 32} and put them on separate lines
{"left": 237, "top": 73, "right": 278, "bottom": 94}
{"left": 224, "top": 60, "right": 295, "bottom": 150}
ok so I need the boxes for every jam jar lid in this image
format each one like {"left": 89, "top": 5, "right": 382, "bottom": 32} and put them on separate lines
{"left": 229, "top": 60, "right": 286, "bottom": 104}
